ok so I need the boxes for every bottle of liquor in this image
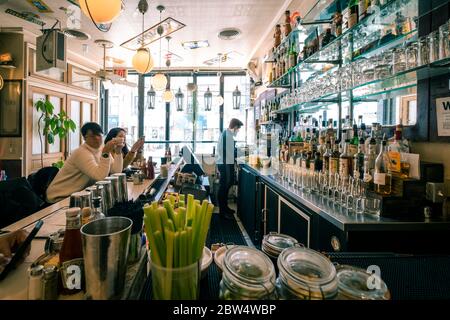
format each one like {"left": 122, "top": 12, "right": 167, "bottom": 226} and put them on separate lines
{"left": 284, "top": 10, "right": 292, "bottom": 37}
{"left": 388, "top": 124, "right": 410, "bottom": 178}
{"left": 306, "top": 143, "right": 314, "bottom": 171}
{"left": 91, "top": 197, "right": 105, "bottom": 220}
{"left": 146, "top": 157, "right": 155, "bottom": 179}
{"left": 348, "top": 0, "right": 359, "bottom": 29}
{"left": 59, "top": 208, "right": 84, "bottom": 295}
{"left": 321, "top": 28, "right": 336, "bottom": 48}
{"left": 313, "top": 151, "right": 323, "bottom": 172}
{"left": 358, "top": 0, "right": 369, "bottom": 21}
{"left": 349, "top": 123, "right": 359, "bottom": 156}
{"left": 363, "top": 131, "right": 377, "bottom": 186}
{"left": 289, "top": 42, "right": 297, "bottom": 69}
{"left": 353, "top": 137, "right": 366, "bottom": 179}
{"left": 330, "top": 138, "right": 341, "bottom": 176}
{"left": 274, "top": 24, "right": 282, "bottom": 48}
{"left": 374, "top": 137, "right": 392, "bottom": 195}
{"left": 333, "top": 9, "right": 343, "bottom": 37}
{"left": 322, "top": 140, "right": 332, "bottom": 174}
{"left": 339, "top": 140, "right": 353, "bottom": 178}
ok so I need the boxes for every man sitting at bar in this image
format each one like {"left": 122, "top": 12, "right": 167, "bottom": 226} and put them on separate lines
{"left": 216, "top": 118, "right": 243, "bottom": 219}
{"left": 46, "top": 122, "right": 123, "bottom": 203}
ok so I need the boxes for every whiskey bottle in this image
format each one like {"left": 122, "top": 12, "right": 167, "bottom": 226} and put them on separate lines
{"left": 374, "top": 138, "right": 392, "bottom": 195}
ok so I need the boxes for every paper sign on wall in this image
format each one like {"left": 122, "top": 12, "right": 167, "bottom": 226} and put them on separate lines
{"left": 436, "top": 97, "right": 450, "bottom": 136}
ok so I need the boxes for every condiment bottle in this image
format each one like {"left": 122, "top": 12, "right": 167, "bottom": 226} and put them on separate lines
{"left": 59, "top": 207, "right": 84, "bottom": 295}
{"left": 146, "top": 157, "right": 155, "bottom": 179}
{"left": 28, "top": 265, "right": 44, "bottom": 300}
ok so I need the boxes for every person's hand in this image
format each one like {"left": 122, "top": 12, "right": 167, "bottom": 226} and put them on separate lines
{"left": 102, "top": 139, "right": 120, "bottom": 155}
{"left": 0, "top": 230, "right": 30, "bottom": 258}
{"left": 130, "top": 138, "right": 145, "bottom": 153}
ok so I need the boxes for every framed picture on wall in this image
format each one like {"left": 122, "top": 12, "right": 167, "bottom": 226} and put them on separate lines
{"left": 0, "top": 80, "right": 22, "bottom": 137}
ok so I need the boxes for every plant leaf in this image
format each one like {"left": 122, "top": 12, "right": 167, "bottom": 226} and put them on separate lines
{"left": 44, "top": 100, "right": 54, "bottom": 114}
{"left": 47, "top": 132, "right": 54, "bottom": 144}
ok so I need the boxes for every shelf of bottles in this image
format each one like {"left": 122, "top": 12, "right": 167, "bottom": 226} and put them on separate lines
{"left": 266, "top": 0, "right": 450, "bottom": 115}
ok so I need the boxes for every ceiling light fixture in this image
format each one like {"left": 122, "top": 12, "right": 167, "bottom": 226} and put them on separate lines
{"left": 79, "top": 0, "right": 122, "bottom": 32}
{"left": 163, "top": 36, "right": 174, "bottom": 102}
{"left": 175, "top": 87, "right": 184, "bottom": 112}
{"left": 204, "top": 87, "right": 212, "bottom": 111}
{"left": 232, "top": 86, "right": 241, "bottom": 110}
{"left": 151, "top": 5, "right": 168, "bottom": 91}
{"left": 147, "top": 85, "right": 156, "bottom": 109}
{"left": 132, "top": 0, "right": 154, "bottom": 74}
{"left": 182, "top": 40, "right": 209, "bottom": 50}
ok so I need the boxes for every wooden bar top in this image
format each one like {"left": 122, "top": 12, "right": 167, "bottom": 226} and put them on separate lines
{"left": 0, "top": 179, "right": 155, "bottom": 300}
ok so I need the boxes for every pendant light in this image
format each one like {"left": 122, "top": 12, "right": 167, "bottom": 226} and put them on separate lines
{"left": 232, "top": 85, "right": 241, "bottom": 110}
{"left": 214, "top": 53, "right": 224, "bottom": 107}
{"left": 151, "top": 6, "right": 168, "bottom": 91}
{"left": 146, "top": 85, "right": 156, "bottom": 109}
{"left": 79, "top": 0, "right": 122, "bottom": 32}
{"left": 175, "top": 88, "right": 184, "bottom": 112}
{"left": 204, "top": 87, "right": 212, "bottom": 111}
{"left": 132, "top": 0, "right": 154, "bottom": 74}
{"left": 163, "top": 36, "right": 174, "bottom": 102}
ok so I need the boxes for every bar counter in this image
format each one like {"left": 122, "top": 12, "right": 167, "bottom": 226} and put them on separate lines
{"left": 0, "top": 160, "right": 183, "bottom": 300}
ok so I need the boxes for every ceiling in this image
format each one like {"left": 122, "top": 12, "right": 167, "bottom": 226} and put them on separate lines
{"left": 0, "top": 0, "right": 299, "bottom": 71}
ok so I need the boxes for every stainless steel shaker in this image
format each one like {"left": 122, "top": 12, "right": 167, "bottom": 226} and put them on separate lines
{"left": 112, "top": 173, "right": 128, "bottom": 202}
{"left": 95, "top": 180, "right": 113, "bottom": 211}
{"left": 105, "top": 176, "right": 120, "bottom": 206}
{"left": 69, "top": 191, "right": 92, "bottom": 209}
{"left": 86, "top": 185, "right": 107, "bottom": 214}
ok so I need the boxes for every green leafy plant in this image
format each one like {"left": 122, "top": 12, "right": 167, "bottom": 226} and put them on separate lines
{"left": 35, "top": 100, "right": 76, "bottom": 167}
{"left": 52, "top": 159, "right": 65, "bottom": 169}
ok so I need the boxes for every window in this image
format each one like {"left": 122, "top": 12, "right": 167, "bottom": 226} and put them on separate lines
{"left": 106, "top": 74, "right": 139, "bottom": 148}
{"left": 169, "top": 76, "right": 194, "bottom": 142}
{"left": 224, "top": 75, "right": 250, "bottom": 144}
{"left": 196, "top": 76, "right": 220, "bottom": 154}
{"left": 143, "top": 76, "right": 166, "bottom": 160}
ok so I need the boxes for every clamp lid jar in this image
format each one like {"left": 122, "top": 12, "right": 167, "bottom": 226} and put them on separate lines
{"left": 276, "top": 247, "right": 338, "bottom": 300}
{"left": 336, "top": 265, "right": 391, "bottom": 300}
{"left": 219, "top": 246, "right": 276, "bottom": 300}
{"left": 262, "top": 232, "right": 299, "bottom": 259}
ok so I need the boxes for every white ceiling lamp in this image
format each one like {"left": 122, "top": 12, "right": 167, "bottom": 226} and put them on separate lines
{"left": 151, "top": 6, "right": 168, "bottom": 91}
{"left": 79, "top": 0, "right": 122, "bottom": 32}
{"left": 132, "top": 0, "right": 154, "bottom": 74}
{"left": 163, "top": 36, "right": 174, "bottom": 102}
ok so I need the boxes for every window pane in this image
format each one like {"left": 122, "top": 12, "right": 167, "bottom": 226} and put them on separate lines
{"left": 196, "top": 76, "right": 220, "bottom": 153}
{"left": 144, "top": 77, "right": 166, "bottom": 159}
{"left": 70, "top": 100, "right": 81, "bottom": 152}
{"left": 224, "top": 76, "right": 250, "bottom": 144}
{"left": 107, "top": 74, "right": 139, "bottom": 147}
{"left": 169, "top": 76, "right": 194, "bottom": 143}
{"left": 48, "top": 96, "right": 61, "bottom": 154}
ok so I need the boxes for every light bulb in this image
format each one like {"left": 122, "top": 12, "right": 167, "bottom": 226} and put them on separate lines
{"left": 151, "top": 73, "right": 168, "bottom": 91}
{"left": 163, "top": 89, "right": 174, "bottom": 102}
{"left": 213, "top": 94, "right": 224, "bottom": 107}
{"left": 79, "top": 0, "right": 122, "bottom": 24}
{"left": 132, "top": 48, "right": 154, "bottom": 74}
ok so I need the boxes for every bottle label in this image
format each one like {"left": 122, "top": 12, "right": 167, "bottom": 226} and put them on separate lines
{"left": 339, "top": 158, "right": 349, "bottom": 177}
{"left": 310, "top": 163, "right": 315, "bottom": 172}
{"left": 374, "top": 173, "right": 386, "bottom": 185}
{"left": 66, "top": 216, "right": 81, "bottom": 230}
{"left": 348, "top": 144, "right": 358, "bottom": 156}
{"left": 60, "top": 258, "right": 84, "bottom": 290}
{"left": 388, "top": 151, "right": 401, "bottom": 173}
{"left": 330, "top": 158, "right": 339, "bottom": 174}
{"left": 363, "top": 172, "right": 373, "bottom": 183}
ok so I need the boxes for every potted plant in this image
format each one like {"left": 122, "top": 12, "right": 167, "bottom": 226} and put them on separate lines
{"left": 34, "top": 100, "right": 77, "bottom": 168}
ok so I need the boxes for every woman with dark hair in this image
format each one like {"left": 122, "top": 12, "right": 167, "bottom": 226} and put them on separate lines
{"left": 105, "top": 127, "right": 145, "bottom": 169}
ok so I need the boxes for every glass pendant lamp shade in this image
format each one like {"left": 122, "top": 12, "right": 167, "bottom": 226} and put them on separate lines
{"left": 152, "top": 73, "right": 168, "bottom": 91}
{"left": 163, "top": 89, "right": 174, "bottom": 102}
{"left": 232, "top": 85, "right": 241, "bottom": 110}
{"left": 175, "top": 88, "right": 184, "bottom": 111}
{"left": 79, "top": 0, "right": 122, "bottom": 24}
{"left": 133, "top": 48, "right": 154, "bottom": 74}
{"left": 204, "top": 87, "right": 212, "bottom": 111}
{"left": 147, "top": 86, "right": 156, "bottom": 109}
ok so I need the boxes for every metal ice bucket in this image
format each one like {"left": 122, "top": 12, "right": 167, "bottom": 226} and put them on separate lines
{"left": 80, "top": 217, "right": 132, "bottom": 300}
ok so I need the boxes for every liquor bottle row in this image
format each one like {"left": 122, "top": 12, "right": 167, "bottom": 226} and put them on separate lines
{"left": 279, "top": 116, "right": 410, "bottom": 196}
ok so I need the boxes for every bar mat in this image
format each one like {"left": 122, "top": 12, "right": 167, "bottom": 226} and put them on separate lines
{"left": 140, "top": 213, "right": 247, "bottom": 300}
{"left": 328, "top": 252, "right": 450, "bottom": 300}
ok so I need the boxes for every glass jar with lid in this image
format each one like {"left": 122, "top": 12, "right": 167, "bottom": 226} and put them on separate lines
{"left": 418, "top": 37, "right": 430, "bottom": 66}
{"left": 276, "top": 247, "right": 338, "bottom": 300}
{"left": 428, "top": 30, "right": 440, "bottom": 63}
{"left": 219, "top": 246, "right": 277, "bottom": 300}
{"left": 405, "top": 42, "right": 418, "bottom": 70}
{"left": 262, "top": 232, "right": 299, "bottom": 273}
{"left": 392, "top": 47, "right": 407, "bottom": 74}
{"left": 335, "top": 265, "right": 391, "bottom": 300}
{"left": 439, "top": 22, "right": 450, "bottom": 60}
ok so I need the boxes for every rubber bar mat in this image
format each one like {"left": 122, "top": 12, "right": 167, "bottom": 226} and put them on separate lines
{"left": 328, "top": 253, "right": 450, "bottom": 300}
{"left": 140, "top": 213, "right": 247, "bottom": 300}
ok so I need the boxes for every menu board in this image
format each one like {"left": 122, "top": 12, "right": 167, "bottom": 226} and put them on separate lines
{"left": 436, "top": 97, "right": 450, "bottom": 136}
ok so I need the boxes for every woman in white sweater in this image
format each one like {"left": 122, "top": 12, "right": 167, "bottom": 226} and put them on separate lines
{"left": 46, "top": 122, "right": 123, "bottom": 203}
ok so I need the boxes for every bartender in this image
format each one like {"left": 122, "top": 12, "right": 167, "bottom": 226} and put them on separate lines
{"left": 46, "top": 122, "right": 123, "bottom": 203}
{"left": 216, "top": 118, "right": 243, "bottom": 219}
